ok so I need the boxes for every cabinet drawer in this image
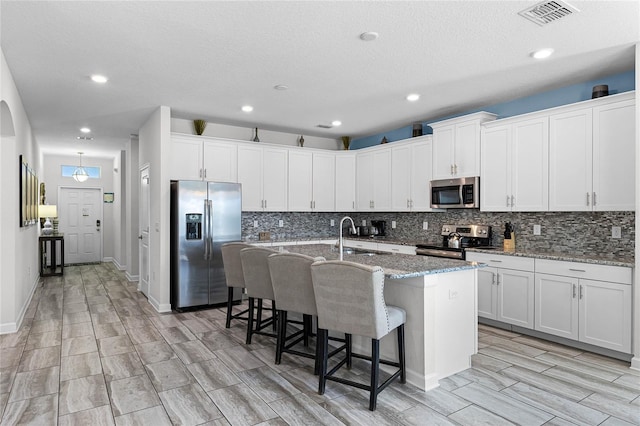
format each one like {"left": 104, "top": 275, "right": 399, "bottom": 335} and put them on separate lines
{"left": 466, "top": 252, "right": 534, "bottom": 272}
{"left": 535, "top": 259, "right": 632, "bottom": 284}
{"left": 377, "top": 243, "right": 416, "bottom": 255}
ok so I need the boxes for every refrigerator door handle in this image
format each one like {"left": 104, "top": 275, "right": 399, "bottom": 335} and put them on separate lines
{"left": 203, "top": 199, "right": 209, "bottom": 260}
{"left": 208, "top": 199, "right": 214, "bottom": 259}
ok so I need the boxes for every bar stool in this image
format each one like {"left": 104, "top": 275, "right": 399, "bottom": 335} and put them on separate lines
{"left": 310, "top": 260, "right": 406, "bottom": 411}
{"left": 268, "top": 252, "right": 324, "bottom": 370}
{"left": 240, "top": 246, "right": 279, "bottom": 344}
{"left": 221, "top": 242, "right": 253, "bottom": 328}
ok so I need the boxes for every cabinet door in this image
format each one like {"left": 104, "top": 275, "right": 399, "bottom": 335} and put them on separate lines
{"left": 288, "top": 150, "right": 313, "bottom": 211}
{"left": 262, "top": 147, "right": 288, "bottom": 211}
{"left": 312, "top": 152, "right": 336, "bottom": 212}
{"left": 477, "top": 267, "right": 498, "bottom": 319}
{"left": 391, "top": 145, "right": 412, "bottom": 211}
{"left": 237, "top": 145, "right": 263, "bottom": 211}
{"left": 512, "top": 117, "right": 548, "bottom": 211}
{"left": 203, "top": 140, "right": 237, "bottom": 182}
{"left": 410, "top": 140, "right": 433, "bottom": 211}
{"left": 481, "top": 125, "right": 511, "bottom": 212}
{"left": 372, "top": 149, "right": 392, "bottom": 211}
{"left": 356, "top": 152, "right": 374, "bottom": 210}
{"left": 549, "top": 108, "right": 593, "bottom": 211}
{"left": 454, "top": 121, "right": 481, "bottom": 177}
{"left": 170, "top": 137, "right": 203, "bottom": 180}
{"left": 534, "top": 273, "right": 579, "bottom": 340}
{"left": 497, "top": 269, "right": 534, "bottom": 328}
{"left": 432, "top": 125, "right": 455, "bottom": 179}
{"left": 579, "top": 279, "right": 631, "bottom": 353}
{"left": 592, "top": 99, "right": 635, "bottom": 211}
{"left": 335, "top": 154, "right": 356, "bottom": 211}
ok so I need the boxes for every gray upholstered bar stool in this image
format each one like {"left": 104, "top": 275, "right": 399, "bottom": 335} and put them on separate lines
{"left": 221, "top": 242, "right": 253, "bottom": 328}
{"left": 268, "top": 252, "right": 325, "bottom": 369}
{"left": 310, "top": 260, "right": 406, "bottom": 411}
{"left": 240, "top": 246, "right": 279, "bottom": 344}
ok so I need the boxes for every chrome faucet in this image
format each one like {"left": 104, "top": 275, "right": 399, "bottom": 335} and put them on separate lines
{"left": 339, "top": 216, "right": 357, "bottom": 261}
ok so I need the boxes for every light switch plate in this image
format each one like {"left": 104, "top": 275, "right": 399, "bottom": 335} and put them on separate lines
{"left": 612, "top": 226, "right": 621, "bottom": 238}
{"left": 362, "top": 220, "right": 367, "bottom": 226}
{"left": 422, "top": 221, "right": 428, "bottom": 230}
{"left": 392, "top": 220, "right": 397, "bottom": 229}
{"left": 278, "top": 220, "right": 284, "bottom": 227}
{"left": 330, "top": 219, "right": 335, "bottom": 226}
{"left": 253, "top": 220, "right": 258, "bottom": 228}
{"left": 533, "top": 224, "right": 541, "bottom": 235}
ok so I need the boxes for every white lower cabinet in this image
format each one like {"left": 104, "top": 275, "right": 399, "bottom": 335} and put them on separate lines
{"left": 534, "top": 259, "right": 632, "bottom": 353}
{"left": 467, "top": 253, "right": 535, "bottom": 328}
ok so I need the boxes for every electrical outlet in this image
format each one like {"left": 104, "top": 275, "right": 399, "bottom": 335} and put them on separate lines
{"left": 612, "top": 226, "right": 621, "bottom": 239}
{"left": 278, "top": 220, "right": 284, "bottom": 227}
{"left": 259, "top": 231, "right": 271, "bottom": 241}
{"left": 449, "top": 289, "right": 458, "bottom": 300}
{"left": 361, "top": 220, "right": 367, "bottom": 226}
{"left": 392, "top": 220, "right": 397, "bottom": 229}
{"left": 330, "top": 219, "right": 335, "bottom": 226}
{"left": 253, "top": 220, "right": 258, "bottom": 228}
{"left": 533, "top": 224, "right": 541, "bottom": 235}
{"left": 422, "top": 221, "right": 428, "bottom": 231}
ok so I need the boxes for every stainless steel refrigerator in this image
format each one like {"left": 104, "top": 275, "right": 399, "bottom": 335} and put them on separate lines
{"left": 170, "top": 180, "right": 242, "bottom": 310}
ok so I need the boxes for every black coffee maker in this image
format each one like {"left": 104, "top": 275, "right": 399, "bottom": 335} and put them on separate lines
{"left": 371, "top": 220, "right": 387, "bottom": 236}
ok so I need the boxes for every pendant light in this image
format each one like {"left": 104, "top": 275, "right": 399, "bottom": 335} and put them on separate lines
{"left": 72, "top": 152, "right": 89, "bottom": 182}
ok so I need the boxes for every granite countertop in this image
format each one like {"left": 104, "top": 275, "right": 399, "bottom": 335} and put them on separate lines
{"left": 271, "top": 243, "right": 484, "bottom": 280}
{"left": 466, "top": 247, "right": 634, "bottom": 268}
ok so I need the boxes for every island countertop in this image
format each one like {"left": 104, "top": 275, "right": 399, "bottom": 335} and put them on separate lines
{"left": 271, "top": 243, "right": 484, "bottom": 279}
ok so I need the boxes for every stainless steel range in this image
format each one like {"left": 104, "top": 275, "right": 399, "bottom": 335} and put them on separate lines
{"left": 416, "top": 224, "right": 492, "bottom": 260}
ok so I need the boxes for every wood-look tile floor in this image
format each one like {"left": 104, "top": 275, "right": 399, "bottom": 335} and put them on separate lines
{"left": 1, "top": 263, "right": 639, "bottom": 425}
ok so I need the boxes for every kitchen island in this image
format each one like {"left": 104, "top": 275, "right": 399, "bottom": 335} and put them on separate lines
{"left": 273, "top": 243, "right": 485, "bottom": 391}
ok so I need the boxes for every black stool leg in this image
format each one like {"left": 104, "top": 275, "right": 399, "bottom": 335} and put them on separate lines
{"left": 318, "top": 328, "right": 328, "bottom": 395}
{"left": 246, "top": 297, "right": 255, "bottom": 344}
{"left": 256, "top": 299, "right": 263, "bottom": 330}
{"left": 398, "top": 324, "right": 406, "bottom": 383}
{"left": 275, "top": 310, "right": 287, "bottom": 364}
{"left": 225, "top": 287, "right": 234, "bottom": 328}
{"left": 346, "top": 333, "right": 352, "bottom": 369}
{"left": 272, "top": 301, "right": 277, "bottom": 332}
{"left": 369, "top": 338, "right": 380, "bottom": 411}
{"left": 303, "top": 314, "right": 312, "bottom": 347}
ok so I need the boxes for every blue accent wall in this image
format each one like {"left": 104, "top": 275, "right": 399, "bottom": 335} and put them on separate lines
{"left": 351, "top": 70, "right": 635, "bottom": 150}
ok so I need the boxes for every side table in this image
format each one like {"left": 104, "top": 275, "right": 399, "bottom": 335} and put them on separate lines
{"left": 39, "top": 234, "right": 64, "bottom": 277}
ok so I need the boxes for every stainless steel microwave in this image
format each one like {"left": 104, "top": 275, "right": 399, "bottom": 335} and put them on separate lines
{"left": 430, "top": 176, "right": 480, "bottom": 209}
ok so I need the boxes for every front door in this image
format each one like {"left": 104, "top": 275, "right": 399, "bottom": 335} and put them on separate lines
{"left": 139, "top": 166, "right": 150, "bottom": 296}
{"left": 59, "top": 187, "right": 102, "bottom": 264}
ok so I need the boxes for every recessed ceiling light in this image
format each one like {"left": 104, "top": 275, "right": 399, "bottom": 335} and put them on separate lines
{"left": 76, "top": 136, "right": 94, "bottom": 141}
{"left": 90, "top": 74, "right": 108, "bottom": 83}
{"left": 241, "top": 105, "right": 254, "bottom": 112}
{"left": 80, "top": 127, "right": 91, "bottom": 133}
{"left": 274, "top": 84, "right": 289, "bottom": 90}
{"left": 406, "top": 94, "right": 420, "bottom": 102}
{"left": 531, "top": 48, "right": 554, "bottom": 59}
{"left": 331, "top": 120, "right": 342, "bottom": 127}
{"left": 359, "top": 32, "right": 379, "bottom": 41}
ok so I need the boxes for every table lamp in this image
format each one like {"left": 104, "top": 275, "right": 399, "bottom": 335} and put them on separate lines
{"left": 38, "top": 204, "right": 57, "bottom": 235}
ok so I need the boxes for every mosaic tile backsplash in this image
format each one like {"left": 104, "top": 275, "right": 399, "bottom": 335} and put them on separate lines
{"left": 242, "top": 210, "right": 635, "bottom": 258}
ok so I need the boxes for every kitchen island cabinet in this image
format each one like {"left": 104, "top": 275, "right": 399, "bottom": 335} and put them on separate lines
{"left": 276, "top": 243, "right": 482, "bottom": 391}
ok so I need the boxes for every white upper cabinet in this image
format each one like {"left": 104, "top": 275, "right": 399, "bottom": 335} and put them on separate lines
{"left": 237, "top": 145, "right": 288, "bottom": 211}
{"left": 481, "top": 116, "right": 548, "bottom": 212}
{"left": 357, "top": 148, "right": 392, "bottom": 211}
{"left": 549, "top": 93, "right": 635, "bottom": 211}
{"left": 169, "top": 135, "right": 237, "bottom": 182}
{"left": 391, "top": 137, "right": 433, "bottom": 211}
{"left": 335, "top": 154, "right": 356, "bottom": 211}
{"left": 288, "top": 150, "right": 336, "bottom": 211}
{"left": 431, "top": 112, "right": 497, "bottom": 179}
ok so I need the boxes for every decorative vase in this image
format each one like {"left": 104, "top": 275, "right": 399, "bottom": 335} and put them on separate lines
{"left": 299, "top": 135, "right": 305, "bottom": 147}
{"left": 412, "top": 123, "right": 423, "bottom": 137}
{"left": 341, "top": 136, "right": 351, "bottom": 150}
{"left": 381, "top": 136, "right": 388, "bottom": 144}
{"left": 193, "top": 119, "right": 207, "bottom": 135}
{"left": 253, "top": 127, "right": 260, "bottom": 142}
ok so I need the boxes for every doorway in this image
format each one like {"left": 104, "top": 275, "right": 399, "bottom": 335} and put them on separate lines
{"left": 59, "top": 187, "right": 102, "bottom": 264}
{"left": 139, "top": 165, "right": 150, "bottom": 296}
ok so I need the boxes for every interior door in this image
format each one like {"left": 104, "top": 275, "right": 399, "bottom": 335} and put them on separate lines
{"left": 59, "top": 187, "right": 102, "bottom": 264}
{"left": 139, "top": 166, "right": 150, "bottom": 296}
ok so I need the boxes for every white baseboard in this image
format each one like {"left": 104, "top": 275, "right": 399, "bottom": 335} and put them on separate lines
{"left": 631, "top": 356, "right": 640, "bottom": 371}
{"left": 111, "top": 258, "right": 127, "bottom": 271}
{"left": 125, "top": 271, "right": 139, "bottom": 282}
{"left": 102, "top": 257, "right": 113, "bottom": 263}
{"left": 0, "top": 274, "right": 39, "bottom": 334}
{"left": 147, "top": 293, "right": 172, "bottom": 313}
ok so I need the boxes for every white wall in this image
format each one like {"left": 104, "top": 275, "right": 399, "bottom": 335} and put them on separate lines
{"left": 632, "top": 42, "right": 639, "bottom": 370}
{"left": 139, "top": 106, "right": 172, "bottom": 312}
{"left": 112, "top": 151, "right": 126, "bottom": 270}
{"left": 171, "top": 117, "right": 341, "bottom": 150}
{"left": 41, "top": 154, "right": 116, "bottom": 261}
{"left": 125, "top": 136, "right": 139, "bottom": 281}
{"left": 0, "top": 50, "right": 40, "bottom": 333}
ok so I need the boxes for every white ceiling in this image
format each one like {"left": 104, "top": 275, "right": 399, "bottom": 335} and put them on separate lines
{"left": 1, "top": 1, "right": 638, "bottom": 158}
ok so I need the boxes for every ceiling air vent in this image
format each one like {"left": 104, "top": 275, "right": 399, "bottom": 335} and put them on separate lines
{"left": 316, "top": 124, "right": 332, "bottom": 129}
{"left": 519, "top": 0, "right": 579, "bottom": 26}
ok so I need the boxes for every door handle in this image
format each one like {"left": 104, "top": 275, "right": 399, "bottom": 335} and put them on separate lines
{"left": 138, "top": 235, "right": 143, "bottom": 240}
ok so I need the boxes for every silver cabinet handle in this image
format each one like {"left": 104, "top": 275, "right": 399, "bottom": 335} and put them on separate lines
{"left": 204, "top": 169, "right": 207, "bottom": 179}
{"left": 586, "top": 192, "right": 590, "bottom": 206}
{"left": 450, "top": 165, "right": 454, "bottom": 175}
{"left": 310, "top": 201, "right": 313, "bottom": 209}
{"left": 579, "top": 285, "right": 584, "bottom": 299}
{"left": 265, "top": 199, "right": 267, "bottom": 209}
{"left": 496, "top": 274, "right": 500, "bottom": 285}
{"left": 511, "top": 195, "right": 515, "bottom": 207}
{"left": 454, "top": 164, "right": 458, "bottom": 175}
{"left": 593, "top": 192, "right": 596, "bottom": 206}
{"left": 573, "top": 283, "right": 577, "bottom": 298}
{"left": 506, "top": 195, "right": 510, "bottom": 207}
{"left": 492, "top": 273, "right": 497, "bottom": 285}
{"left": 352, "top": 201, "right": 355, "bottom": 209}
{"left": 490, "top": 260, "right": 503, "bottom": 263}
{"left": 199, "top": 169, "right": 203, "bottom": 178}
{"left": 569, "top": 268, "right": 586, "bottom": 272}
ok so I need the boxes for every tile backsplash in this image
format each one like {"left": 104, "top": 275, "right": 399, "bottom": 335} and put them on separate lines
{"left": 242, "top": 211, "right": 635, "bottom": 258}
